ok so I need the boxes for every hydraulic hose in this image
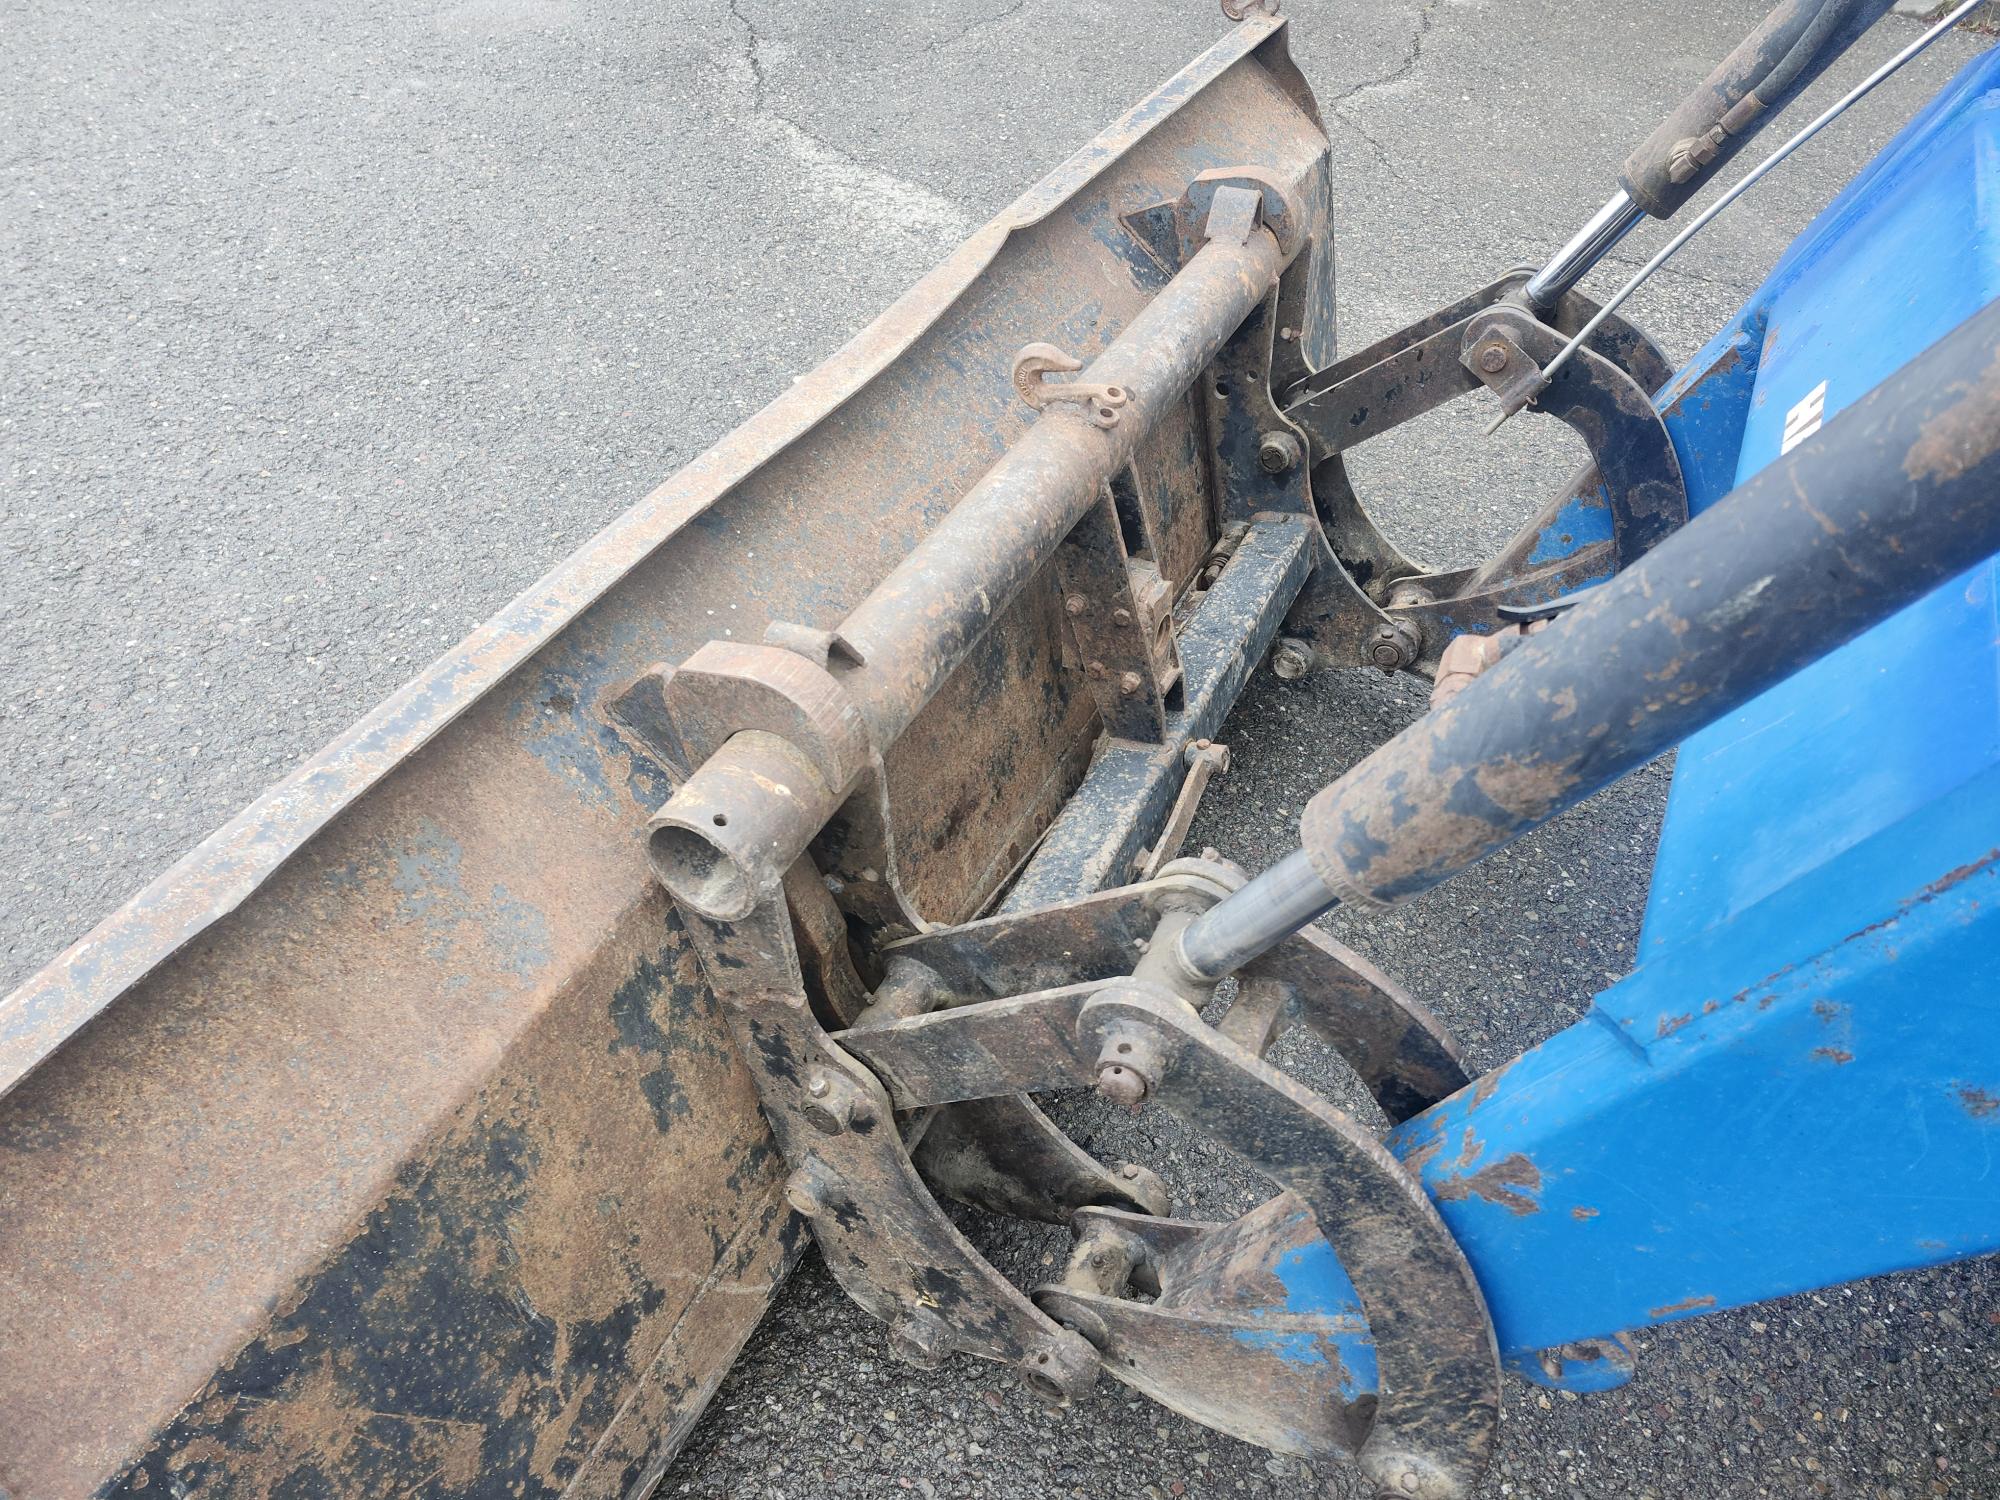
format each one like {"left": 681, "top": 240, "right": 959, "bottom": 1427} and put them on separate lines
{"left": 1176, "top": 296, "right": 2000, "bottom": 982}
{"left": 1620, "top": 0, "right": 1895, "bottom": 220}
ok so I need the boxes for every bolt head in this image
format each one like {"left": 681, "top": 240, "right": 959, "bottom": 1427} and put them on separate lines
{"left": 1118, "top": 671, "right": 1144, "bottom": 696}
{"left": 1257, "top": 430, "right": 1302, "bottom": 474}
{"left": 1367, "top": 622, "right": 1418, "bottom": 673}
{"left": 889, "top": 1313, "right": 949, "bottom": 1371}
{"left": 1111, "top": 607, "right": 1132, "bottom": 626}
{"left": 1270, "top": 639, "right": 1311, "bottom": 681}
{"left": 1085, "top": 659, "right": 1107, "bottom": 680}
{"left": 1065, "top": 594, "right": 1088, "bottom": 617}
{"left": 802, "top": 1074, "right": 857, "bottom": 1135}
{"left": 1478, "top": 342, "right": 1509, "bottom": 374}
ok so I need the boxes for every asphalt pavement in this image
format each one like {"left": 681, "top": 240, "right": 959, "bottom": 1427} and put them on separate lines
{"left": 5, "top": 1, "right": 1997, "bottom": 1497}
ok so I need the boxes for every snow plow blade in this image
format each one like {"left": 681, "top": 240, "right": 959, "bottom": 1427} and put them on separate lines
{"left": 0, "top": 17, "right": 1335, "bottom": 1498}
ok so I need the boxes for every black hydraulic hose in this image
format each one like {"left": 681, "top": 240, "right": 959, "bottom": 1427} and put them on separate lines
{"left": 1177, "top": 297, "right": 2000, "bottom": 982}
{"left": 1620, "top": 0, "right": 1896, "bottom": 219}
{"left": 1763, "top": 0, "right": 1861, "bottom": 100}
{"left": 1524, "top": 0, "right": 1889, "bottom": 312}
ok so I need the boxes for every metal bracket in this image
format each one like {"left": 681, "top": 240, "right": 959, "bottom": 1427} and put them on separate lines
{"left": 1055, "top": 484, "right": 1182, "bottom": 743}
{"left": 832, "top": 922, "right": 1498, "bottom": 1498}
{"left": 674, "top": 878, "right": 1103, "bottom": 1401}
{"left": 1197, "top": 268, "right": 1402, "bottom": 679}
{"left": 866, "top": 868, "right": 1469, "bottom": 1125}
{"left": 1033, "top": 1195, "right": 1374, "bottom": 1462}
{"left": 1013, "top": 342, "right": 1129, "bottom": 428}
{"left": 1274, "top": 270, "right": 1685, "bottom": 674}
{"left": 1459, "top": 306, "right": 1686, "bottom": 565}
{"left": 1132, "top": 739, "right": 1229, "bottom": 880}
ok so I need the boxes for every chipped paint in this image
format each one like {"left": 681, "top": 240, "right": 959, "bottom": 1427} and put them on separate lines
{"left": 1646, "top": 1294, "right": 1718, "bottom": 1320}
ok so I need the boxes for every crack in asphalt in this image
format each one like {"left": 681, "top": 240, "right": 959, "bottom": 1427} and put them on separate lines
{"left": 717, "top": 0, "right": 972, "bottom": 245}
{"left": 929, "top": 0, "right": 1029, "bottom": 55}
{"left": 1326, "top": 111, "right": 1455, "bottom": 214}
{"left": 1328, "top": 0, "right": 1439, "bottom": 109}
{"left": 726, "top": 0, "right": 768, "bottom": 111}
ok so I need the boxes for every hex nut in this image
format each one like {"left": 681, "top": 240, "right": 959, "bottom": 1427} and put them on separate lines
{"left": 888, "top": 1312, "right": 950, "bottom": 1371}
{"left": 1065, "top": 594, "right": 1088, "bottom": 617}
{"left": 1367, "top": 620, "right": 1421, "bottom": 673}
{"left": 1118, "top": 671, "right": 1144, "bottom": 696}
{"left": 1257, "top": 430, "right": 1303, "bottom": 474}
{"left": 1270, "top": 637, "right": 1313, "bottom": 681}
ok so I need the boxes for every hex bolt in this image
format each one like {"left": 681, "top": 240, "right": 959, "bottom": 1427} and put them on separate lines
{"left": 1478, "top": 342, "right": 1510, "bottom": 374}
{"left": 1270, "top": 637, "right": 1313, "bottom": 681}
{"left": 1064, "top": 594, "right": 1088, "bottom": 617}
{"left": 1111, "top": 606, "right": 1132, "bottom": 626}
{"left": 1387, "top": 581, "right": 1435, "bottom": 611}
{"left": 1367, "top": 620, "right": 1421, "bottom": 673}
{"left": 1257, "top": 430, "right": 1303, "bottom": 474}
{"left": 888, "top": 1312, "right": 950, "bottom": 1371}
{"left": 1085, "top": 659, "right": 1108, "bottom": 680}
{"left": 802, "top": 1068, "right": 867, "bottom": 1135}
{"left": 1118, "top": 671, "right": 1143, "bottom": 696}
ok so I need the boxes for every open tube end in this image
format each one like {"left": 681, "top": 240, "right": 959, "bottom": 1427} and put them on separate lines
{"left": 648, "top": 820, "right": 758, "bottom": 923}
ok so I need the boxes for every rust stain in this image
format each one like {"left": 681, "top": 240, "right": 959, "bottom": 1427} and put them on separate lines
{"left": 1570, "top": 1205, "right": 1600, "bottom": 1221}
{"left": 1656, "top": 1011, "right": 1694, "bottom": 1039}
{"left": 1401, "top": 1131, "right": 1447, "bottom": 1175}
{"left": 1956, "top": 1085, "right": 1999, "bottom": 1119}
{"left": 1904, "top": 344, "right": 2000, "bottom": 483}
{"left": 1452, "top": 1129, "right": 1485, "bottom": 1170}
{"left": 1468, "top": 1057, "right": 1516, "bottom": 1111}
{"left": 1647, "top": 1293, "right": 1717, "bottom": 1320}
{"left": 1433, "top": 1152, "right": 1542, "bottom": 1216}
{"left": 1811, "top": 1047, "right": 1854, "bottom": 1066}
{"left": 1844, "top": 847, "right": 2000, "bottom": 945}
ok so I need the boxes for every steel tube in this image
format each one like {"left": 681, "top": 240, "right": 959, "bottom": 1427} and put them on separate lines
{"left": 836, "top": 216, "right": 1286, "bottom": 749}
{"left": 647, "top": 731, "right": 840, "bottom": 920}
{"left": 1176, "top": 848, "right": 1337, "bottom": 983}
{"left": 1180, "top": 297, "right": 2000, "bottom": 974}
{"left": 1522, "top": 190, "right": 1645, "bottom": 311}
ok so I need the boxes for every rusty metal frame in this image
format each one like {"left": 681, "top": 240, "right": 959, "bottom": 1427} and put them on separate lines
{"left": 0, "top": 18, "right": 1347, "bottom": 1499}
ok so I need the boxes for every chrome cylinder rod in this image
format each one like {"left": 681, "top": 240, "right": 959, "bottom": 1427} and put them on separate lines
{"left": 1176, "top": 847, "right": 1337, "bottom": 982}
{"left": 1522, "top": 189, "right": 1646, "bottom": 311}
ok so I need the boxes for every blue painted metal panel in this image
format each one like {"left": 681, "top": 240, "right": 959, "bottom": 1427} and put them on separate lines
{"left": 1296, "top": 45, "right": 2000, "bottom": 1374}
{"left": 1647, "top": 44, "right": 2000, "bottom": 950}
{"left": 1389, "top": 766, "right": 2000, "bottom": 1355}
{"left": 1252, "top": 1224, "right": 1380, "bottom": 1399}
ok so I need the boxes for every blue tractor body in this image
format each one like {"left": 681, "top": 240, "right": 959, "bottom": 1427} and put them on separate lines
{"left": 1375, "top": 42, "right": 2000, "bottom": 1383}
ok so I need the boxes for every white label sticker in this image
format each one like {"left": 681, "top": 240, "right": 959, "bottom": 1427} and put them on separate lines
{"left": 1781, "top": 379, "right": 1828, "bottom": 455}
